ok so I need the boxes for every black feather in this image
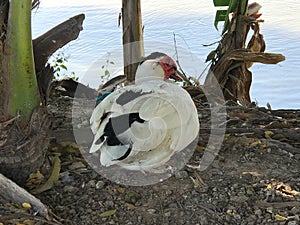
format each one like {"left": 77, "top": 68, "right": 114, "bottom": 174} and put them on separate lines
{"left": 113, "top": 146, "right": 132, "bottom": 161}
{"left": 139, "top": 52, "right": 166, "bottom": 65}
{"left": 116, "top": 90, "right": 152, "bottom": 106}
{"left": 100, "top": 113, "right": 145, "bottom": 146}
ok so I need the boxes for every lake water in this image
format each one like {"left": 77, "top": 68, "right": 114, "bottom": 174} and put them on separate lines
{"left": 32, "top": 0, "right": 300, "bottom": 109}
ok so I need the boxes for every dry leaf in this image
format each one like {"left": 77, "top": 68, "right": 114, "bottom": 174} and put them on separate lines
{"left": 274, "top": 214, "right": 287, "bottom": 221}
{"left": 31, "top": 154, "right": 61, "bottom": 194}
{"left": 22, "top": 202, "right": 32, "bottom": 209}
{"left": 100, "top": 209, "right": 116, "bottom": 217}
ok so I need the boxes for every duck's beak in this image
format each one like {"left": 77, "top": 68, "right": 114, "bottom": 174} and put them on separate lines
{"left": 170, "top": 71, "right": 183, "bottom": 82}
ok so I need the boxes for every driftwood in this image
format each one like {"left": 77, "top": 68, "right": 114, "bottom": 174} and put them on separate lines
{"left": 33, "top": 14, "right": 85, "bottom": 104}
{"left": 0, "top": 173, "right": 48, "bottom": 216}
{"left": 33, "top": 14, "right": 85, "bottom": 72}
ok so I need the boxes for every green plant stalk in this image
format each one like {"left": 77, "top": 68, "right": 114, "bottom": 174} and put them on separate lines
{"left": 7, "top": 0, "right": 39, "bottom": 121}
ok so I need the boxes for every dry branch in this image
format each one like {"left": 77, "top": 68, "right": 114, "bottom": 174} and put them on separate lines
{"left": 228, "top": 49, "right": 285, "bottom": 64}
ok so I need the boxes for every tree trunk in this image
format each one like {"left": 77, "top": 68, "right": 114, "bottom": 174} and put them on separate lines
{"left": 122, "top": 0, "right": 144, "bottom": 83}
{"left": 205, "top": 0, "right": 251, "bottom": 105}
{"left": 0, "top": 12, "right": 85, "bottom": 186}
{"left": 204, "top": 0, "right": 285, "bottom": 106}
{"left": 0, "top": 0, "right": 9, "bottom": 120}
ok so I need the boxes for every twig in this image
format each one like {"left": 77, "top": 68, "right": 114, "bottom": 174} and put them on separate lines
{"left": 0, "top": 115, "right": 20, "bottom": 129}
{"left": 202, "top": 40, "right": 219, "bottom": 47}
{"left": 172, "top": 33, "right": 192, "bottom": 85}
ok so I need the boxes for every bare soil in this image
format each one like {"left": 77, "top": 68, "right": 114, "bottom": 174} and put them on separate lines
{"left": 1, "top": 88, "right": 300, "bottom": 225}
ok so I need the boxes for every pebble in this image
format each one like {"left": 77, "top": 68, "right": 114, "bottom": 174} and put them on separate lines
{"left": 68, "top": 161, "right": 86, "bottom": 170}
{"left": 60, "top": 171, "right": 74, "bottom": 183}
{"left": 164, "top": 211, "right": 171, "bottom": 217}
{"left": 147, "top": 208, "right": 156, "bottom": 214}
{"left": 254, "top": 209, "right": 262, "bottom": 216}
{"left": 168, "top": 203, "right": 178, "bottom": 208}
{"left": 86, "top": 180, "right": 96, "bottom": 188}
{"left": 125, "top": 191, "right": 141, "bottom": 204}
{"left": 105, "top": 200, "right": 114, "bottom": 208}
{"left": 287, "top": 222, "right": 298, "bottom": 225}
{"left": 246, "top": 215, "right": 257, "bottom": 223}
{"left": 63, "top": 185, "right": 79, "bottom": 193}
{"left": 295, "top": 154, "right": 300, "bottom": 160}
{"left": 175, "top": 170, "right": 189, "bottom": 179}
{"left": 291, "top": 206, "right": 300, "bottom": 214}
{"left": 96, "top": 180, "right": 106, "bottom": 189}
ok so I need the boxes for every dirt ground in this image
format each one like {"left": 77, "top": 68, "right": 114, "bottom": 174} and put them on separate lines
{"left": 1, "top": 88, "right": 300, "bottom": 225}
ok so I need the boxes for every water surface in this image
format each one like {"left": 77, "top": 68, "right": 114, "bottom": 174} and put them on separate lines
{"left": 32, "top": 0, "right": 300, "bottom": 109}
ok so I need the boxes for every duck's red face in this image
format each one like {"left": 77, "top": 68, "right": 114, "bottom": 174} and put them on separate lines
{"left": 158, "top": 56, "right": 183, "bottom": 81}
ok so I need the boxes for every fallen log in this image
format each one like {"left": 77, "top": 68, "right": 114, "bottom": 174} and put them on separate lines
{"left": 0, "top": 173, "right": 48, "bottom": 217}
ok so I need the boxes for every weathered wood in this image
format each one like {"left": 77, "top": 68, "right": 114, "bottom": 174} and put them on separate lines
{"left": 228, "top": 50, "right": 285, "bottom": 64}
{"left": 0, "top": 173, "right": 48, "bottom": 216}
{"left": 33, "top": 14, "right": 85, "bottom": 72}
{"left": 33, "top": 14, "right": 85, "bottom": 105}
{"left": 122, "top": 0, "right": 144, "bottom": 82}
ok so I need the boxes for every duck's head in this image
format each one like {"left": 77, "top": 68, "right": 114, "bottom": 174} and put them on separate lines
{"left": 135, "top": 52, "right": 183, "bottom": 82}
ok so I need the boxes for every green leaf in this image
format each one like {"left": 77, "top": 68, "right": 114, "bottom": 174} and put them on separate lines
{"left": 61, "top": 65, "right": 68, "bottom": 70}
{"left": 101, "top": 65, "right": 105, "bottom": 69}
{"left": 57, "top": 58, "right": 63, "bottom": 63}
{"left": 214, "top": 10, "right": 228, "bottom": 30}
{"left": 104, "top": 70, "right": 110, "bottom": 76}
{"left": 212, "top": 0, "right": 239, "bottom": 33}
{"left": 228, "top": 0, "right": 238, "bottom": 12}
{"left": 110, "top": 61, "right": 115, "bottom": 65}
{"left": 100, "top": 209, "right": 116, "bottom": 217}
{"left": 31, "top": 154, "right": 61, "bottom": 194}
{"left": 213, "top": 0, "right": 230, "bottom": 7}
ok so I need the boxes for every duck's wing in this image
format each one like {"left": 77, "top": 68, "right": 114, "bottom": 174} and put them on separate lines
{"left": 90, "top": 81, "right": 199, "bottom": 169}
{"left": 89, "top": 84, "right": 154, "bottom": 166}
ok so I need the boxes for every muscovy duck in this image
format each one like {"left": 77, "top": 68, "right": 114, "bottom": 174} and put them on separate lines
{"left": 90, "top": 52, "right": 199, "bottom": 170}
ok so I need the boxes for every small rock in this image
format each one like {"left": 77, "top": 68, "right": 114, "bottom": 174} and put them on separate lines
{"left": 287, "top": 221, "right": 297, "bottom": 225}
{"left": 164, "top": 211, "right": 171, "bottom": 217}
{"left": 125, "top": 191, "right": 141, "bottom": 204}
{"left": 175, "top": 170, "right": 189, "bottom": 179}
{"left": 147, "top": 208, "right": 156, "bottom": 214}
{"left": 68, "top": 161, "right": 86, "bottom": 170}
{"left": 69, "top": 209, "right": 76, "bottom": 216}
{"left": 254, "top": 209, "right": 262, "bottom": 216}
{"left": 95, "top": 180, "right": 105, "bottom": 189}
{"left": 291, "top": 206, "right": 300, "bottom": 214}
{"left": 86, "top": 180, "right": 96, "bottom": 188}
{"left": 168, "top": 203, "right": 178, "bottom": 208}
{"left": 60, "top": 171, "right": 74, "bottom": 183}
{"left": 137, "top": 216, "right": 142, "bottom": 222}
{"left": 105, "top": 200, "right": 114, "bottom": 208}
{"left": 63, "top": 185, "right": 79, "bottom": 193}
{"left": 295, "top": 154, "right": 300, "bottom": 160}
